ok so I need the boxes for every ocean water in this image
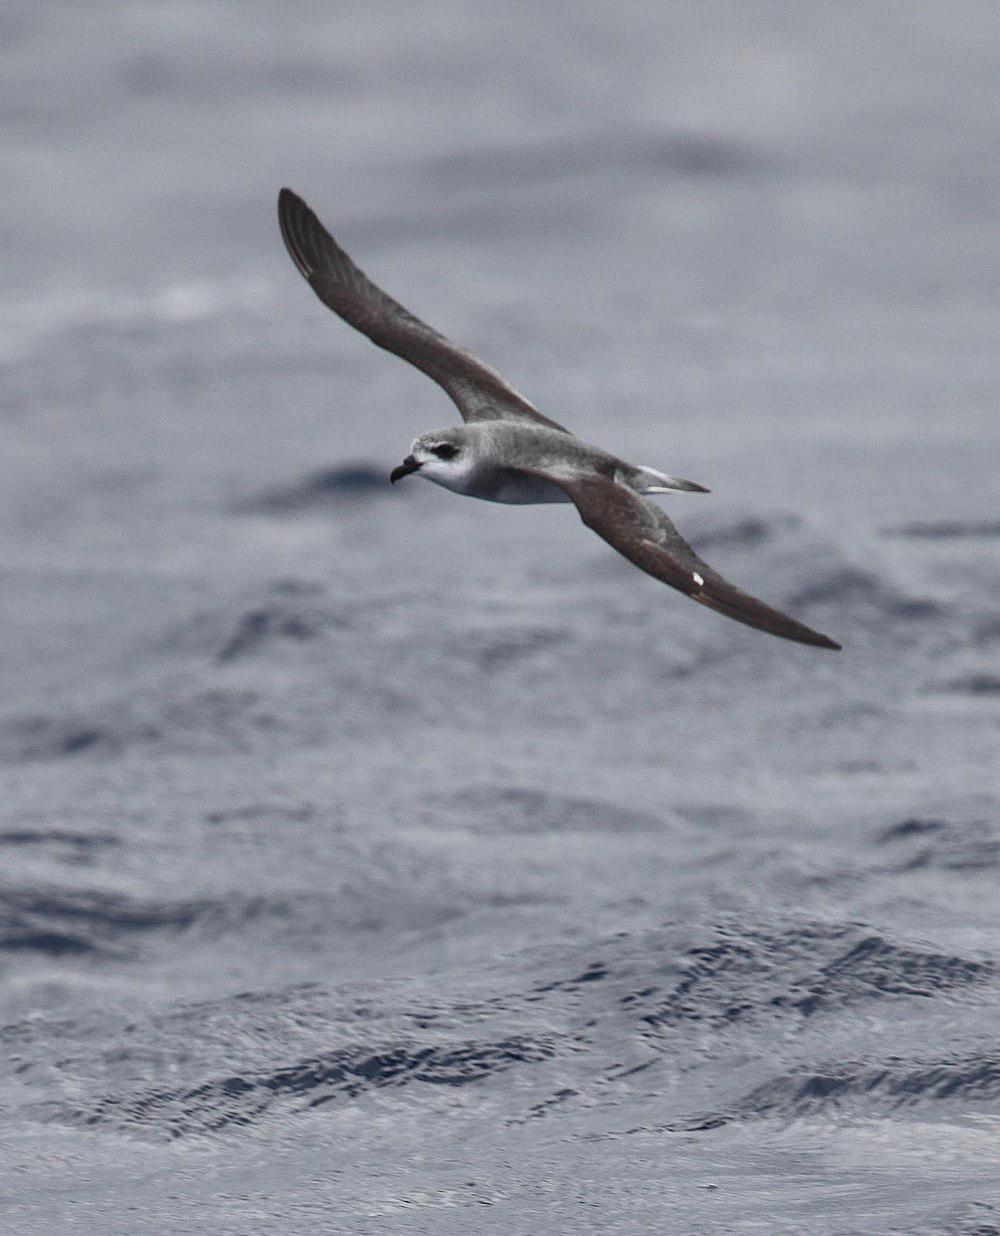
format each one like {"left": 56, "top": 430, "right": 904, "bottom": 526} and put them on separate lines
{"left": 2, "top": 3, "right": 1000, "bottom": 1231}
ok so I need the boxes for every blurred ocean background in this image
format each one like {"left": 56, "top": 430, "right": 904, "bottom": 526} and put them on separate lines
{"left": 2, "top": 3, "right": 1000, "bottom": 1231}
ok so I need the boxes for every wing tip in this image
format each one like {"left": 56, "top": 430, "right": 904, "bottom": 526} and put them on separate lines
{"left": 690, "top": 585, "right": 842, "bottom": 650}
{"left": 277, "top": 186, "right": 316, "bottom": 279}
{"left": 277, "top": 186, "right": 310, "bottom": 227}
{"left": 791, "top": 618, "right": 841, "bottom": 650}
{"left": 796, "top": 631, "right": 841, "bottom": 651}
{"left": 774, "top": 619, "right": 842, "bottom": 650}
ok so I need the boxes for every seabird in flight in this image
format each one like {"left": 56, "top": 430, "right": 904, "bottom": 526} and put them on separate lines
{"left": 277, "top": 187, "right": 840, "bottom": 650}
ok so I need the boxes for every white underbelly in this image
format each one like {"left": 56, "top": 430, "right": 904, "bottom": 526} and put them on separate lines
{"left": 485, "top": 475, "right": 572, "bottom": 504}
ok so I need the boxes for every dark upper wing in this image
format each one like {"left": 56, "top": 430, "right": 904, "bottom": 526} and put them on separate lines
{"left": 277, "top": 188, "right": 567, "bottom": 431}
{"left": 536, "top": 472, "right": 840, "bottom": 649}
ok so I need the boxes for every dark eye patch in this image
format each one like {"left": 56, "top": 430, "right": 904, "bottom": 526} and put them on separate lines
{"left": 432, "top": 443, "right": 458, "bottom": 460}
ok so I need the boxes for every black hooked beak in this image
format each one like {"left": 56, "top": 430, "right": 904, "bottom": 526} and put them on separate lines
{"left": 390, "top": 455, "right": 422, "bottom": 485}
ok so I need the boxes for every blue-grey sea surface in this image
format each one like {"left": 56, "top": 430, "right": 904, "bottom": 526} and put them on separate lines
{"left": 2, "top": 3, "right": 1000, "bottom": 1232}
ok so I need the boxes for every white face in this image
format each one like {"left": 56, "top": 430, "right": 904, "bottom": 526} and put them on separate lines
{"left": 410, "top": 437, "right": 475, "bottom": 493}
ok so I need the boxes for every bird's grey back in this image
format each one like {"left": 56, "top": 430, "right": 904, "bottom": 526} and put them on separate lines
{"left": 456, "top": 421, "right": 626, "bottom": 505}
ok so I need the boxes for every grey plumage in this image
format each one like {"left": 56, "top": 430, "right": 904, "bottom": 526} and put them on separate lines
{"left": 278, "top": 188, "right": 841, "bottom": 651}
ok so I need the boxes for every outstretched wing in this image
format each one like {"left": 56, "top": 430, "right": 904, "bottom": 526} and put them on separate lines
{"left": 278, "top": 188, "right": 567, "bottom": 431}
{"left": 534, "top": 471, "right": 840, "bottom": 649}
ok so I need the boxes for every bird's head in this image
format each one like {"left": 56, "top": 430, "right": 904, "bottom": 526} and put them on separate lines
{"left": 390, "top": 428, "right": 474, "bottom": 492}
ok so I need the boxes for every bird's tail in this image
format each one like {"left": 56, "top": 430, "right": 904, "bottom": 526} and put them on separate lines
{"left": 633, "top": 465, "right": 710, "bottom": 495}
